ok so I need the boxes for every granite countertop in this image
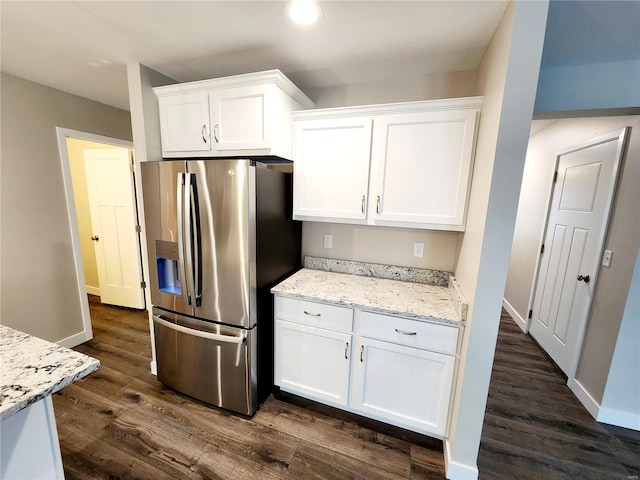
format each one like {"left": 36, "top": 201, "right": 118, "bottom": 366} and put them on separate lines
{"left": 0, "top": 325, "right": 99, "bottom": 420}
{"left": 272, "top": 257, "right": 468, "bottom": 326}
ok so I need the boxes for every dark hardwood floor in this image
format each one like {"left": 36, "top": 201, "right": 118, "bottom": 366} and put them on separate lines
{"left": 52, "top": 298, "right": 640, "bottom": 479}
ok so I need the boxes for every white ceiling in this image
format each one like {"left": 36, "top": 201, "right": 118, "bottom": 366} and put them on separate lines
{"left": 3, "top": 1, "right": 638, "bottom": 113}
{"left": 0, "top": 1, "right": 509, "bottom": 111}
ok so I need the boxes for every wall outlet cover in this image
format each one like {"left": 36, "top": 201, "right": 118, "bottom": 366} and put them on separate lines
{"left": 323, "top": 234, "right": 333, "bottom": 249}
{"left": 413, "top": 242, "right": 424, "bottom": 258}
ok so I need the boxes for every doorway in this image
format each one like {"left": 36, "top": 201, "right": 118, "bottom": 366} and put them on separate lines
{"left": 57, "top": 128, "right": 146, "bottom": 345}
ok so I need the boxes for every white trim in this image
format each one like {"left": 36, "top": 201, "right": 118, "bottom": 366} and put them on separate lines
{"left": 150, "top": 360, "right": 157, "bottom": 376}
{"left": 502, "top": 298, "right": 527, "bottom": 333}
{"left": 153, "top": 69, "right": 315, "bottom": 109}
{"left": 444, "top": 439, "right": 479, "bottom": 480}
{"left": 85, "top": 286, "right": 101, "bottom": 296}
{"left": 568, "top": 377, "right": 600, "bottom": 419}
{"left": 56, "top": 127, "right": 135, "bottom": 347}
{"left": 597, "top": 406, "right": 640, "bottom": 431}
{"left": 293, "top": 96, "right": 484, "bottom": 120}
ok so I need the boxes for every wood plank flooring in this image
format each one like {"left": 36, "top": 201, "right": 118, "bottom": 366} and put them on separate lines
{"left": 52, "top": 299, "right": 640, "bottom": 479}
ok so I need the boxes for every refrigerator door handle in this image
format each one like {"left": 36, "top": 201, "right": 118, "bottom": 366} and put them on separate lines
{"left": 183, "top": 173, "right": 196, "bottom": 306}
{"left": 152, "top": 315, "right": 246, "bottom": 344}
{"left": 189, "top": 173, "right": 203, "bottom": 306}
{"left": 176, "top": 173, "right": 191, "bottom": 305}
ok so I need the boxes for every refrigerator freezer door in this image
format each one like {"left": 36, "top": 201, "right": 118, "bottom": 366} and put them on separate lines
{"left": 141, "top": 160, "right": 194, "bottom": 317}
{"left": 187, "top": 159, "right": 255, "bottom": 328}
{"left": 152, "top": 308, "right": 257, "bottom": 415}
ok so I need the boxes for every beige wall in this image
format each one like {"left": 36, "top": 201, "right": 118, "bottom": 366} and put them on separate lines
{"left": 300, "top": 71, "right": 476, "bottom": 271}
{"left": 504, "top": 115, "right": 640, "bottom": 405}
{"left": 446, "top": 1, "right": 548, "bottom": 476}
{"left": 306, "top": 70, "right": 477, "bottom": 109}
{"left": 0, "top": 73, "right": 132, "bottom": 342}
{"left": 66, "top": 138, "right": 125, "bottom": 294}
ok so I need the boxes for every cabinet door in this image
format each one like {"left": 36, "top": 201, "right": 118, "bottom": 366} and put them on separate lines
{"left": 210, "top": 86, "right": 269, "bottom": 151}
{"left": 158, "top": 93, "right": 211, "bottom": 153}
{"left": 275, "top": 320, "right": 352, "bottom": 406}
{"left": 353, "top": 337, "right": 455, "bottom": 436}
{"left": 371, "top": 109, "right": 477, "bottom": 230}
{"left": 293, "top": 117, "right": 373, "bottom": 222}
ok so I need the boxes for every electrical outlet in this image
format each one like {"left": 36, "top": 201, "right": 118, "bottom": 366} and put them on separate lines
{"left": 413, "top": 242, "right": 424, "bottom": 258}
{"left": 602, "top": 250, "right": 613, "bottom": 267}
{"left": 323, "top": 234, "right": 333, "bottom": 249}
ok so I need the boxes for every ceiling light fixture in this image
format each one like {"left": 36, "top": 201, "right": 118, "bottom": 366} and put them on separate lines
{"left": 287, "top": 0, "right": 322, "bottom": 26}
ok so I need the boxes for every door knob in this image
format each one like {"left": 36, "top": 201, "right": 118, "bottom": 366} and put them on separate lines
{"left": 91, "top": 235, "right": 99, "bottom": 241}
{"left": 577, "top": 274, "right": 590, "bottom": 283}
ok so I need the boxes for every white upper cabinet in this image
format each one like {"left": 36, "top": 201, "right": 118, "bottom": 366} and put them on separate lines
{"left": 293, "top": 98, "right": 482, "bottom": 231}
{"left": 158, "top": 92, "right": 211, "bottom": 153}
{"left": 155, "top": 70, "right": 314, "bottom": 159}
{"left": 293, "top": 117, "right": 373, "bottom": 221}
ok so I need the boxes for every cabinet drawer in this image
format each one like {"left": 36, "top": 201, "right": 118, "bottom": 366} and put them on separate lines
{"left": 359, "top": 311, "right": 458, "bottom": 355}
{"left": 275, "top": 296, "right": 353, "bottom": 332}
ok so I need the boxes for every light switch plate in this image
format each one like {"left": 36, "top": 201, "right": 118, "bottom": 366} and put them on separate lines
{"left": 413, "top": 242, "right": 424, "bottom": 258}
{"left": 602, "top": 250, "right": 613, "bottom": 267}
{"left": 323, "top": 234, "right": 333, "bottom": 249}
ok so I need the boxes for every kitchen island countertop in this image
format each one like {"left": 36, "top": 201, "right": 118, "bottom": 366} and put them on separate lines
{"left": 0, "top": 324, "right": 99, "bottom": 420}
{"left": 272, "top": 262, "right": 467, "bottom": 326}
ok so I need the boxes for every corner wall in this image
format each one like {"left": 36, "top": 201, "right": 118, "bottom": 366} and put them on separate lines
{"left": 445, "top": 2, "right": 548, "bottom": 477}
{"left": 0, "top": 73, "right": 132, "bottom": 343}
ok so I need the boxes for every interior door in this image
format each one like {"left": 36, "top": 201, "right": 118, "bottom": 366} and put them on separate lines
{"left": 84, "top": 149, "right": 144, "bottom": 309}
{"left": 529, "top": 128, "right": 628, "bottom": 376}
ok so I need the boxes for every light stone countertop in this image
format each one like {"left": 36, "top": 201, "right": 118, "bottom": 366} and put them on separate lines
{"left": 271, "top": 268, "right": 465, "bottom": 326}
{"left": 0, "top": 325, "right": 99, "bottom": 420}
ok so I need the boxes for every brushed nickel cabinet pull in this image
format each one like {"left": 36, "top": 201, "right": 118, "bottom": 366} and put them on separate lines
{"left": 395, "top": 328, "right": 417, "bottom": 336}
{"left": 303, "top": 310, "right": 321, "bottom": 317}
{"left": 376, "top": 195, "right": 381, "bottom": 214}
{"left": 360, "top": 345, "right": 364, "bottom": 362}
{"left": 345, "top": 342, "right": 349, "bottom": 359}
{"left": 214, "top": 124, "right": 219, "bottom": 143}
{"left": 361, "top": 195, "right": 365, "bottom": 214}
{"left": 201, "top": 124, "right": 208, "bottom": 143}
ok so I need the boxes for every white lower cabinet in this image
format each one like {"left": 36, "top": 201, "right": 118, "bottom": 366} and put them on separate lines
{"left": 353, "top": 337, "right": 455, "bottom": 436}
{"left": 274, "top": 296, "right": 459, "bottom": 438}
{"left": 275, "top": 320, "right": 352, "bottom": 406}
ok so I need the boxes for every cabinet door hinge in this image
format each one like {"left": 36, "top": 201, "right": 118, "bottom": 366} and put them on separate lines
{"left": 135, "top": 224, "right": 141, "bottom": 233}
{"left": 528, "top": 309, "right": 533, "bottom": 319}
{"left": 553, "top": 171, "right": 558, "bottom": 183}
{"left": 140, "top": 281, "right": 146, "bottom": 289}
{"left": 540, "top": 243, "right": 545, "bottom": 255}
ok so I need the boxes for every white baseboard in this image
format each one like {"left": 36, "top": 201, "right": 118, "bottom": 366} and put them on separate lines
{"left": 502, "top": 298, "right": 528, "bottom": 333}
{"left": 598, "top": 407, "right": 640, "bottom": 431}
{"left": 150, "top": 361, "right": 157, "bottom": 376}
{"left": 568, "top": 378, "right": 600, "bottom": 419}
{"left": 85, "top": 285, "right": 101, "bottom": 296}
{"left": 444, "top": 439, "right": 479, "bottom": 480}
{"left": 57, "top": 330, "right": 92, "bottom": 348}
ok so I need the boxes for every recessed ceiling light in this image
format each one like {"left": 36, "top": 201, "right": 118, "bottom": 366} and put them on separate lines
{"left": 286, "top": 0, "right": 322, "bottom": 26}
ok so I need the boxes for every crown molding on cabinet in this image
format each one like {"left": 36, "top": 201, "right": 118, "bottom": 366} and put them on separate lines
{"left": 294, "top": 96, "right": 484, "bottom": 120}
{"left": 153, "top": 69, "right": 315, "bottom": 110}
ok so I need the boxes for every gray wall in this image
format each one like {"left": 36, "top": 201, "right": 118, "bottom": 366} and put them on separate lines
{"left": 0, "top": 73, "right": 132, "bottom": 342}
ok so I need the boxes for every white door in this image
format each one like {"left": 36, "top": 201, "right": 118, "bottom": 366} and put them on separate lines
{"left": 529, "top": 129, "right": 628, "bottom": 376}
{"left": 84, "top": 149, "right": 145, "bottom": 309}
{"left": 275, "top": 320, "right": 352, "bottom": 406}
{"left": 353, "top": 337, "right": 455, "bottom": 436}
{"left": 293, "top": 117, "right": 373, "bottom": 222}
{"left": 370, "top": 109, "right": 477, "bottom": 230}
{"left": 158, "top": 92, "right": 211, "bottom": 153}
{"left": 210, "top": 85, "right": 269, "bottom": 151}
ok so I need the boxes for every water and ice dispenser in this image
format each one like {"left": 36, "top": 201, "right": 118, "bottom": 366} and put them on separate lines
{"left": 155, "top": 240, "right": 181, "bottom": 295}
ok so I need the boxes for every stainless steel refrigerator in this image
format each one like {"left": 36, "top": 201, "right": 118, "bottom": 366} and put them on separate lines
{"left": 140, "top": 158, "right": 301, "bottom": 416}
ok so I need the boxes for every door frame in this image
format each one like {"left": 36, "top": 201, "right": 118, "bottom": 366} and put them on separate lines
{"left": 56, "top": 127, "right": 142, "bottom": 346}
{"left": 525, "top": 127, "right": 629, "bottom": 380}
